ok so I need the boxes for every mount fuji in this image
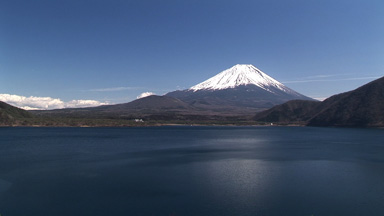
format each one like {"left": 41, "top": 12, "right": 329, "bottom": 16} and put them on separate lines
{"left": 166, "top": 64, "right": 314, "bottom": 113}
{"left": 32, "top": 64, "right": 314, "bottom": 121}
{"left": 190, "top": 64, "right": 298, "bottom": 94}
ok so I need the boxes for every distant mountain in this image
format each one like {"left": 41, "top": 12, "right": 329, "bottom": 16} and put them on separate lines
{"left": 166, "top": 64, "right": 314, "bottom": 112}
{"left": 34, "top": 95, "right": 243, "bottom": 121}
{"left": 33, "top": 95, "right": 195, "bottom": 119}
{"left": 0, "top": 101, "right": 33, "bottom": 125}
{"left": 98, "top": 95, "right": 194, "bottom": 113}
{"left": 255, "top": 76, "right": 384, "bottom": 127}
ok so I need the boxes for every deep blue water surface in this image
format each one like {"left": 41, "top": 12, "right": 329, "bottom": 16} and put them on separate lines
{"left": 0, "top": 126, "right": 384, "bottom": 216}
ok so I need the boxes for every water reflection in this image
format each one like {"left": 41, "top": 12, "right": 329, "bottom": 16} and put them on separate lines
{"left": 0, "top": 179, "right": 12, "bottom": 194}
{"left": 0, "top": 127, "right": 384, "bottom": 216}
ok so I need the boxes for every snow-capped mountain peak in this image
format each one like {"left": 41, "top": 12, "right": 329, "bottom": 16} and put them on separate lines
{"left": 166, "top": 64, "right": 314, "bottom": 111}
{"left": 189, "top": 64, "right": 292, "bottom": 94}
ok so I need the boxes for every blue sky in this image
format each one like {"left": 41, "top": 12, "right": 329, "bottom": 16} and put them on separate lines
{"left": 1, "top": 0, "right": 383, "bottom": 109}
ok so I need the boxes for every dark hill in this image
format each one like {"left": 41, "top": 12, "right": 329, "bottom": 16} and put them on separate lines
{"left": 254, "top": 76, "right": 384, "bottom": 127}
{"left": 308, "top": 76, "right": 384, "bottom": 127}
{"left": 254, "top": 100, "right": 320, "bottom": 124}
{"left": 0, "top": 101, "right": 33, "bottom": 125}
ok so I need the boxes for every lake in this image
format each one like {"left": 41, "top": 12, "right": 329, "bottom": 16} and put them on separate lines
{"left": 0, "top": 126, "right": 383, "bottom": 216}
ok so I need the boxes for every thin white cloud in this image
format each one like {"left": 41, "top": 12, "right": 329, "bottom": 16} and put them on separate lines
{"left": 0, "top": 94, "right": 108, "bottom": 110}
{"left": 304, "top": 74, "right": 337, "bottom": 79}
{"left": 87, "top": 86, "right": 142, "bottom": 92}
{"left": 302, "top": 73, "right": 355, "bottom": 79}
{"left": 65, "top": 99, "right": 109, "bottom": 108}
{"left": 137, "top": 92, "right": 155, "bottom": 99}
{"left": 19, "top": 106, "right": 41, "bottom": 111}
{"left": 312, "top": 97, "right": 327, "bottom": 101}
{"left": 282, "top": 76, "right": 380, "bottom": 84}
{"left": 283, "top": 79, "right": 329, "bottom": 84}
{"left": 343, "top": 76, "right": 381, "bottom": 81}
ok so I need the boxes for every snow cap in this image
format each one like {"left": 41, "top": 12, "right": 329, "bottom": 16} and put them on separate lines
{"left": 190, "top": 64, "right": 288, "bottom": 92}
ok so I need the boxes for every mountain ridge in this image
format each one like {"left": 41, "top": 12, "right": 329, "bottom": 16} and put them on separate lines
{"left": 308, "top": 76, "right": 384, "bottom": 127}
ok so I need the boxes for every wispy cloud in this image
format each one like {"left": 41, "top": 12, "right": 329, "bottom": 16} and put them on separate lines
{"left": 0, "top": 94, "right": 108, "bottom": 110}
{"left": 87, "top": 86, "right": 142, "bottom": 92}
{"left": 282, "top": 76, "right": 380, "bottom": 84}
{"left": 136, "top": 92, "right": 156, "bottom": 99}
{"left": 312, "top": 97, "right": 328, "bottom": 101}
{"left": 343, "top": 76, "right": 381, "bottom": 81}
{"left": 304, "top": 74, "right": 338, "bottom": 79}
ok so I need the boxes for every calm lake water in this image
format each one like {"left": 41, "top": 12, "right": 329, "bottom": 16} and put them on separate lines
{"left": 0, "top": 126, "right": 383, "bottom": 216}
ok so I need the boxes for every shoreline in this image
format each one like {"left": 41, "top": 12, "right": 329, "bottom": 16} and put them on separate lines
{"left": 0, "top": 122, "right": 306, "bottom": 128}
